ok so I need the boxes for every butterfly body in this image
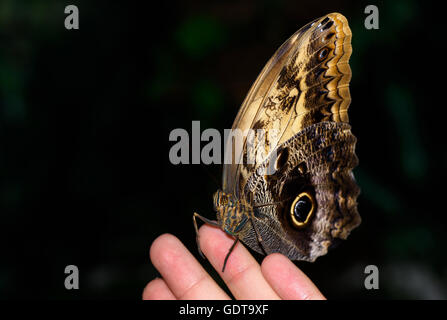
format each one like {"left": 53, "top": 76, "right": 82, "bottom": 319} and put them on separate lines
{"left": 213, "top": 190, "right": 252, "bottom": 236}
{"left": 193, "top": 13, "right": 360, "bottom": 271}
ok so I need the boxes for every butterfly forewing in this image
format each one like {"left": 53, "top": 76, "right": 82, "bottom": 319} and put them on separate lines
{"left": 223, "top": 13, "right": 352, "bottom": 199}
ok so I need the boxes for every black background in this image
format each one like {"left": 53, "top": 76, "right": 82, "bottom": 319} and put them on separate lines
{"left": 1, "top": 0, "right": 446, "bottom": 299}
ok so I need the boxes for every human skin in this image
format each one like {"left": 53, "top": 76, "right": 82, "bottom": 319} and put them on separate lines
{"left": 143, "top": 224, "right": 326, "bottom": 300}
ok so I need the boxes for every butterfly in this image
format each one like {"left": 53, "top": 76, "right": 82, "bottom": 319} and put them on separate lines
{"left": 193, "top": 12, "right": 360, "bottom": 272}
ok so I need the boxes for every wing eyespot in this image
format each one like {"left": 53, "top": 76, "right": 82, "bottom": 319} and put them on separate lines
{"left": 322, "top": 20, "right": 334, "bottom": 31}
{"left": 320, "top": 17, "right": 330, "bottom": 25}
{"left": 318, "top": 47, "right": 330, "bottom": 61}
{"left": 290, "top": 191, "right": 316, "bottom": 228}
{"left": 323, "top": 32, "right": 335, "bottom": 42}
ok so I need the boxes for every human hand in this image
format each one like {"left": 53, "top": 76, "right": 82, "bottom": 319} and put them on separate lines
{"left": 143, "top": 224, "right": 326, "bottom": 300}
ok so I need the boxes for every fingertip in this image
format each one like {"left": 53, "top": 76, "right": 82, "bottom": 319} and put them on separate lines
{"left": 261, "top": 253, "right": 325, "bottom": 300}
{"left": 261, "top": 253, "right": 289, "bottom": 272}
{"left": 198, "top": 223, "right": 224, "bottom": 240}
{"left": 149, "top": 233, "right": 184, "bottom": 270}
{"left": 150, "top": 233, "right": 175, "bottom": 256}
{"left": 198, "top": 224, "right": 234, "bottom": 262}
{"left": 143, "top": 278, "right": 176, "bottom": 300}
{"left": 198, "top": 223, "right": 221, "bottom": 238}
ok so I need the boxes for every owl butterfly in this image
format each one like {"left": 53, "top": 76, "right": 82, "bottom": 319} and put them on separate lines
{"left": 193, "top": 13, "right": 360, "bottom": 272}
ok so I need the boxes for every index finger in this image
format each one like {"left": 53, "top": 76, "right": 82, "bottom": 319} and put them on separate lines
{"left": 150, "top": 233, "right": 230, "bottom": 300}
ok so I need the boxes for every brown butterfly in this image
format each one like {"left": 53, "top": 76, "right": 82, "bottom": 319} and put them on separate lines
{"left": 194, "top": 13, "right": 360, "bottom": 272}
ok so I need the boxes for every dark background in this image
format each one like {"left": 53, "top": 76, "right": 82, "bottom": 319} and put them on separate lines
{"left": 1, "top": 0, "right": 445, "bottom": 299}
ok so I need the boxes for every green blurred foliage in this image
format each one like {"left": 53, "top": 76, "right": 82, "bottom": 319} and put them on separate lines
{"left": 386, "top": 83, "right": 427, "bottom": 181}
{"left": 176, "top": 15, "right": 227, "bottom": 59}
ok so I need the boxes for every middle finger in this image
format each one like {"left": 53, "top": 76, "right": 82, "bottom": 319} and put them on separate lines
{"left": 199, "top": 225, "right": 280, "bottom": 300}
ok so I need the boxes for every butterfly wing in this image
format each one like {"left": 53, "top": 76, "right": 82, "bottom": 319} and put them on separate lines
{"left": 222, "top": 13, "right": 359, "bottom": 261}
{"left": 222, "top": 13, "right": 352, "bottom": 199}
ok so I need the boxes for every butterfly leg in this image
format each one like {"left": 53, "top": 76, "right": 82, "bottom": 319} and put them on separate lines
{"left": 222, "top": 237, "right": 239, "bottom": 273}
{"left": 193, "top": 212, "right": 220, "bottom": 259}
